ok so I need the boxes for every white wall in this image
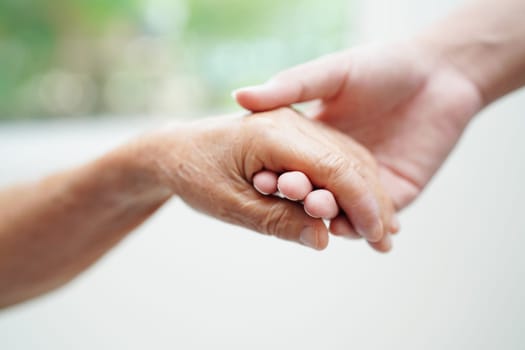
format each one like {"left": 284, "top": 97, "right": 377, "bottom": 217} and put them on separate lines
{"left": 2, "top": 1, "right": 525, "bottom": 349}
{"left": 355, "top": 0, "right": 460, "bottom": 43}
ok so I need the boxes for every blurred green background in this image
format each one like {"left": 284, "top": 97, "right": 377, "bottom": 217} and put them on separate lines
{"left": 0, "top": 0, "right": 349, "bottom": 120}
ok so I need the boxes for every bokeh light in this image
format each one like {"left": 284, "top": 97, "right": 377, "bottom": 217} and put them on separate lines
{"left": 0, "top": 0, "right": 349, "bottom": 120}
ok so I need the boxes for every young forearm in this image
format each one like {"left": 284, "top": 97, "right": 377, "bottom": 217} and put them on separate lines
{"left": 0, "top": 141, "right": 172, "bottom": 308}
{"left": 418, "top": 0, "right": 525, "bottom": 105}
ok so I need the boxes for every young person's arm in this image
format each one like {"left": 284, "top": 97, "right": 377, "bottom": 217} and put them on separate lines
{"left": 235, "top": 0, "right": 525, "bottom": 220}
{"left": 418, "top": 0, "right": 525, "bottom": 105}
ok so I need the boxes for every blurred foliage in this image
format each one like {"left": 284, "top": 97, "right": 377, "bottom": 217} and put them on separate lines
{"left": 186, "top": 0, "right": 306, "bottom": 38}
{"left": 0, "top": 0, "right": 349, "bottom": 120}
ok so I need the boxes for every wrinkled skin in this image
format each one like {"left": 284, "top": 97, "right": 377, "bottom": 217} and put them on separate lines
{"left": 0, "top": 108, "right": 396, "bottom": 308}
{"left": 141, "top": 108, "right": 396, "bottom": 251}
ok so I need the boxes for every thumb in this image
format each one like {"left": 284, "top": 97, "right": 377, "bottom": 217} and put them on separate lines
{"left": 233, "top": 51, "right": 350, "bottom": 112}
{"left": 239, "top": 190, "right": 329, "bottom": 250}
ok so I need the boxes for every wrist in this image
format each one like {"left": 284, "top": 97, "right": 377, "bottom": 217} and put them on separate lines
{"left": 100, "top": 136, "right": 175, "bottom": 204}
{"left": 414, "top": 33, "right": 491, "bottom": 109}
{"left": 130, "top": 124, "right": 209, "bottom": 199}
{"left": 414, "top": 0, "right": 525, "bottom": 107}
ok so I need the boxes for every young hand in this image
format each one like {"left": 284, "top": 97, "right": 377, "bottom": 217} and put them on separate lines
{"left": 235, "top": 42, "right": 484, "bottom": 211}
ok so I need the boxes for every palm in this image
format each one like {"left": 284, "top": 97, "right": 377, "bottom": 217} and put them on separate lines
{"left": 312, "top": 44, "right": 483, "bottom": 209}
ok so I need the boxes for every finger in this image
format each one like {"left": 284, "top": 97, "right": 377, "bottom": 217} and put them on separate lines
{"left": 368, "top": 172, "right": 397, "bottom": 243}
{"left": 253, "top": 170, "right": 278, "bottom": 195}
{"left": 308, "top": 103, "right": 398, "bottom": 243}
{"left": 317, "top": 161, "right": 384, "bottom": 243}
{"left": 304, "top": 189, "right": 339, "bottom": 220}
{"left": 329, "top": 215, "right": 361, "bottom": 240}
{"left": 367, "top": 234, "right": 392, "bottom": 253}
{"left": 277, "top": 171, "right": 313, "bottom": 201}
{"left": 372, "top": 167, "right": 403, "bottom": 235}
{"left": 378, "top": 165, "right": 419, "bottom": 211}
{"left": 373, "top": 172, "right": 400, "bottom": 238}
{"left": 241, "top": 193, "right": 330, "bottom": 250}
{"left": 330, "top": 214, "right": 392, "bottom": 253}
{"left": 233, "top": 52, "right": 349, "bottom": 111}
{"left": 249, "top": 109, "right": 383, "bottom": 243}
{"left": 287, "top": 161, "right": 382, "bottom": 242}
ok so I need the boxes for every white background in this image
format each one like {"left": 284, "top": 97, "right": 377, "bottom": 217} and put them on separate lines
{"left": 2, "top": 0, "right": 525, "bottom": 349}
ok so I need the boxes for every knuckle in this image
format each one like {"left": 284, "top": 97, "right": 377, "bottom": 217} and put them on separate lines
{"left": 351, "top": 144, "right": 378, "bottom": 174}
{"left": 362, "top": 152, "right": 379, "bottom": 173}
{"left": 243, "top": 108, "right": 300, "bottom": 146}
{"left": 246, "top": 113, "right": 278, "bottom": 131}
{"left": 243, "top": 116, "right": 279, "bottom": 147}
{"left": 320, "top": 153, "right": 352, "bottom": 182}
{"left": 260, "top": 105, "right": 299, "bottom": 122}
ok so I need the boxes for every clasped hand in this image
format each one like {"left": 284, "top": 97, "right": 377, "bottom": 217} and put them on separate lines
{"left": 139, "top": 108, "right": 397, "bottom": 252}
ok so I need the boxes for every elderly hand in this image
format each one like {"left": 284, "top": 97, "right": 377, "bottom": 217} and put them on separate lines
{"left": 138, "top": 108, "right": 396, "bottom": 251}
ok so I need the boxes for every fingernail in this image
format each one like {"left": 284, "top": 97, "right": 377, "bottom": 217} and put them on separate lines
{"left": 300, "top": 227, "right": 318, "bottom": 250}
{"left": 253, "top": 183, "right": 271, "bottom": 196}
{"left": 356, "top": 220, "right": 383, "bottom": 243}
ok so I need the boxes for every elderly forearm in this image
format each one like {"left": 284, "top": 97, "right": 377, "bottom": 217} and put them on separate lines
{"left": 418, "top": 0, "right": 525, "bottom": 105}
{"left": 0, "top": 141, "right": 172, "bottom": 308}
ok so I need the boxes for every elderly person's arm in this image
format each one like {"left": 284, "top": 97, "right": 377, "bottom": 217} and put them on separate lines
{"left": 0, "top": 108, "right": 395, "bottom": 308}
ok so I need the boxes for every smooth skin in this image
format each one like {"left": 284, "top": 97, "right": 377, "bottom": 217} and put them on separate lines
{"left": 238, "top": 0, "right": 525, "bottom": 239}
{"left": 253, "top": 170, "right": 340, "bottom": 219}
{"left": 0, "top": 108, "right": 395, "bottom": 308}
